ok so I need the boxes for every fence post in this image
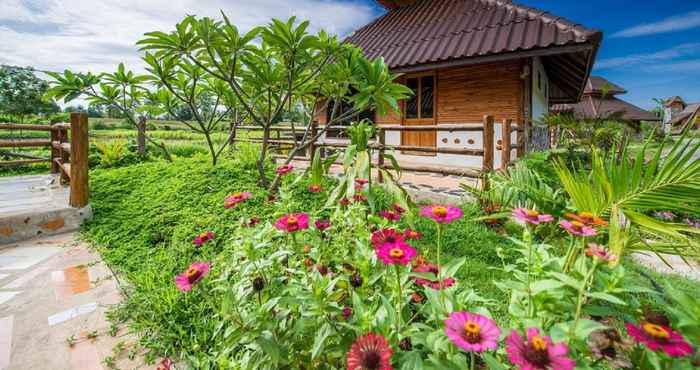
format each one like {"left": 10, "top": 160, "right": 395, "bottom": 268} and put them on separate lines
{"left": 309, "top": 121, "right": 318, "bottom": 162}
{"left": 501, "top": 119, "right": 512, "bottom": 169}
{"left": 58, "top": 125, "right": 70, "bottom": 183}
{"left": 50, "top": 125, "right": 60, "bottom": 174}
{"left": 482, "top": 115, "right": 494, "bottom": 191}
{"left": 516, "top": 121, "right": 525, "bottom": 158}
{"left": 136, "top": 116, "right": 147, "bottom": 156}
{"left": 69, "top": 112, "right": 89, "bottom": 208}
{"left": 377, "top": 127, "right": 386, "bottom": 183}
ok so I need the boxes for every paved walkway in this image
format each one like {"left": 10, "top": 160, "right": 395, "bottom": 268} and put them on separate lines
{"left": 0, "top": 233, "right": 148, "bottom": 370}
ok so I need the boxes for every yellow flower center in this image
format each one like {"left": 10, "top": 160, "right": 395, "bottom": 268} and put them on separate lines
{"left": 580, "top": 212, "right": 594, "bottom": 219}
{"left": 287, "top": 216, "right": 298, "bottom": 226}
{"left": 643, "top": 323, "right": 670, "bottom": 339}
{"left": 185, "top": 267, "right": 201, "bottom": 283}
{"left": 526, "top": 209, "right": 540, "bottom": 217}
{"left": 233, "top": 192, "right": 242, "bottom": 198}
{"left": 571, "top": 221, "right": 584, "bottom": 228}
{"left": 464, "top": 321, "right": 480, "bottom": 336}
{"left": 432, "top": 206, "right": 447, "bottom": 217}
{"left": 199, "top": 232, "right": 209, "bottom": 239}
{"left": 531, "top": 336, "right": 547, "bottom": 351}
{"left": 389, "top": 248, "right": 405, "bottom": 258}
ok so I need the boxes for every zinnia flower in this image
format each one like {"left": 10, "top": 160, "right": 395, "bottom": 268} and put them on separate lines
{"left": 308, "top": 184, "right": 322, "bottom": 193}
{"left": 339, "top": 197, "right": 350, "bottom": 206}
{"left": 564, "top": 212, "right": 608, "bottom": 227}
{"left": 353, "top": 194, "right": 367, "bottom": 203}
{"left": 412, "top": 260, "right": 455, "bottom": 290}
{"left": 192, "top": 231, "right": 214, "bottom": 247}
{"left": 506, "top": 328, "right": 575, "bottom": 370}
{"left": 355, "top": 178, "right": 369, "bottom": 186}
{"left": 444, "top": 312, "right": 501, "bottom": 353}
{"left": 346, "top": 333, "right": 393, "bottom": 370}
{"left": 371, "top": 228, "right": 405, "bottom": 249}
{"left": 380, "top": 210, "right": 401, "bottom": 222}
{"left": 315, "top": 219, "right": 331, "bottom": 232}
{"left": 559, "top": 220, "right": 597, "bottom": 237}
{"left": 420, "top": 205, "right": 463, "bottom": 224}
{"left": 376, "top": 242, "right": 416, "bottom": 265}
{"left": 174, "top": 262, "right": 210, "bottom": 292}
{"left": 342, "top": 307, "right": 353, "bottom": 320}
{"left": 392, "top": 203, "right": 406, "bottom": 214}
{"left": 274, "top": 213, "right": 310, "bottom": 233}
{"left": 224, "top": 192, "right": 252, "bottom": 208}
{"left": 511, "top": 208, "right": 554, "bottom": 225}
{"left": 585, "top": 243, "right": 618, "bottom": 262}
{"left": 625, "top": 322, "right": 693, "bottom": 357}
{"left": 276, "top": 164, "right": 293, "bottom": 175}
{"left": 404, "top": 229, "right": 422, "bottom": 240}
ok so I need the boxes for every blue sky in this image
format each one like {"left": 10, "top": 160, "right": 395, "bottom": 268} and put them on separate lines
{"left": 2, "top": 0, "right": 699, "bottom": 110}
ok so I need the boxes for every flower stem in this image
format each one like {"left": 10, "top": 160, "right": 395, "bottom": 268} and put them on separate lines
{"left": 394, "top": 264, "right": 403, "bottom": 335}
{"left": 469, "top": 352, "right": 475, "bottom": 370}
{"left": 436, "top": 222, "right": 445, "bottom": 310}
{"left": 524, "top": 227, "right": 534, "bottom": 318}
{"left": 569, "top": 262, "right": 599, "bottom": 341}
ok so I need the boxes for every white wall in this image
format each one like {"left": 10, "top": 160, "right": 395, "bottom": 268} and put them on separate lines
{"left": 531, "top": 57, "right": 549, "bottom": 123}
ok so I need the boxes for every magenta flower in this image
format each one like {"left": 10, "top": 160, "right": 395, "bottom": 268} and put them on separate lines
{"left": 342, "top": 307, "right": 353, "bottom": 320}
{"left": 224, "top": 192, "right": 252, "bottom": 208}
{"left": 274, "top": 213, "right": 310, "bottom": 233}
{"left": 380, "top": 210, "right": 401, "bottom": 222}
{"left": 412, "top": 260, "right": 455, "bottom": 290}
{"left": 404, "top": 229, "right": 422, "bottom": 240}
{"left": 355, "top": 178, "right": 369, "bottom": 186}
{"left": 276, "top": 164, "right": 294, "bottom": 175}
{"left": 156, "top": 358, "right": 174, "bottom": 370}
{"left": 506, "top": 328, "right": 575, "bottom": 370}
{"left": 371, "top": 228, "right": 405, "bottom": 249}
{"left": 444, "top": 312, "right": 500, "bottom": 353}
{"left": 511, "top": 208, "right": 554, "bottom": 225}
{"left": 376, "top": 242, "right": 416, "bottom": 265}
{"left": 339, "top": 197, "right": 350, "bottom": 206}
{"left": 559, "top": 220, "right": 597, "bottom": 237}
{"left": 420, "top": 205, "right": 463, "bottom": 224}
{"left": 308, "top": 184, "right": 322, "bottom": 193}
{"left": 625, "top": 322, "right": 693, "bottom": 357}
{"left": 315, "top": 219, "right": 331, "bottom": 232}
{"left": 192, "top": 231, "right": 214, "bottom": 247}
{"left": 585, "top": 243, "right": 618, "bottom": 263}
{"left": 174, "top": 262, "right": 210, "bottom": 292}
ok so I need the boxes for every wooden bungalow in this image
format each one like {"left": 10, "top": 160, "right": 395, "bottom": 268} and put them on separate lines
{"left": 663, "top": 96, "right": 700, "bottom": 134}
{"left": 315, "top": 0, "right": 602, "bottom": 170}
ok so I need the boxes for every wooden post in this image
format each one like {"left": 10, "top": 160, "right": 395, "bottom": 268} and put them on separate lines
{"left": 136, "top": 116, "right": 147, "bottom": 156}
{"left": 501, "top": 119, "right": 512, "bottom": 169}
{"left": 58, "top": 126, "right": 70, "bottom": 183}
{"left": 69, "top": 112, "right": 89, "bottom": 208}
{"left": 309, "top": 121, "right": 318, "bottom": 161}
{"left": 516, "top": 121, "right": 525, "bottom": 158}
{"left": 377, "top": 127, "right": 386, "bottom": 183}
{"left": 482, "top": 115, "right": 494, "bottom": 191}
{"left": 50, "top": 125, "right": 60, "bottom": 174}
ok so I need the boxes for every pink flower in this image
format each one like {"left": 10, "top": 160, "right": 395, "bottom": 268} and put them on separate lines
{"left": 346, "top": 333, "right": 393, "bottom": 370}
{"left": 342, "top": 307, "right": 353, "bottom": 320}
{"left": 224, "top": 192, "right": 252, "bottom": 208}
{"left": 586, "top": 243, "right": 618, "bottom": 262}
{"left": 444, "top": 312, "right": 501, "bottom": 353}
{"left": 392, "top": 203, "right": 406, "bottom": 214}
{"left": 371, "top": 228, "right": 405, "bottom": 249}
{"left": 403, "top": 229, "right": 422, "bottom": 240}
{"left": 412, "top": 260, "right": 455, "bottom": 290}
{"left": 506, "top": 328, "right": 575, "bottom": 370}
{"left": 339, "top": 197, "right": 350, "bottom": 206}
{"left": 276, "top": 164, "right": 294, "bottom": 175}
{"left": 511, "top": 208, "right": 554, "bottom": 225}
{"left": 376, "top": 242, "right": 416, "bottom": 265}
{"left": 308, "top": 184, "right": 323, "bottom": 193}
{"left": 625, "top": 322, "right": 693, "bottom": 357}
{"left": 315, "top": 219, "right": 331, "bottom": 232}
{"left": 559, "top": 220, "right": 597, "bottom": 237}
{"left": 274, "top": 213, "right": 310, "bottom": 233}
{"left": 174, "top": 262, "right": 210, "bottom": 292}
{"left": 192, "top": 231, "right": 214, "bottom": 247}
{"left": 353, "top": 194, "right": 367, "bottom": 203}
{"left": 420, "top": 205, "right": 463, "bottom": 224}
{"left": 380, "top": 210, "right": 401, "bottom": 222}
{"left": 355, "top": 178, "right": 369, "bottom": 186}
{"left": 157, "top": 358, "right": 174, "bottom": 370}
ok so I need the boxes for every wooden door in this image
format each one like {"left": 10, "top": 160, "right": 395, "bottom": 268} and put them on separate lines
{"left": 402, "top": 72, "right": 436, "bottom": 155}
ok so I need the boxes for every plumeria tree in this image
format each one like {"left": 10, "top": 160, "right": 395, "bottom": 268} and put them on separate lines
{"left": 46, "top": 64, "right": 171, "bottom": 159}
{"left": 137, "top": 14, "right": 410, "bottom": 186}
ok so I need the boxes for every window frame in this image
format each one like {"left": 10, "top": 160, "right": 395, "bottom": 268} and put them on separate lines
{"left": 402, "top": 71, "right": 437, "bottom": 123}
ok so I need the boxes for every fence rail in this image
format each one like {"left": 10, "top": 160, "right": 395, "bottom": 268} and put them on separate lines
{"left": 0, "top": 112, "right": 90, "bottom": 208}
{"left": 233, "top": 115, "right": 525, "bottom": 184}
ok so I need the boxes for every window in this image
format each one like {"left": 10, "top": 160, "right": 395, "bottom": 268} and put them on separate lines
{"left": 325, "top": 95, "right": 375, "bottom": 138}
{"left": 404, "top": 74, "right": 435, "bottom": 120}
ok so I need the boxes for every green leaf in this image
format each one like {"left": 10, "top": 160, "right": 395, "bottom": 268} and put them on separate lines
{"left": 481, "top": 353, "right": 507, "bottom": 370}
{"left": 311, "top": 323, "right": 333, "bottom": 360}
{"left": 587, "top": 292, "right": 627, "bottom": 306}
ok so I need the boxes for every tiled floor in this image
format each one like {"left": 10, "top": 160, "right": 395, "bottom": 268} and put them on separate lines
{"left": 0, "top": 233, "right": 150, "bottom": 370}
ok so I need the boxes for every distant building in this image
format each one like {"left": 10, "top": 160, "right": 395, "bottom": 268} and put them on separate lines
{"left": 550, "top": 76, "right": 660, "bottom": 125}
{"left": 663, "top": 96, "right": 699, "bottom": 134}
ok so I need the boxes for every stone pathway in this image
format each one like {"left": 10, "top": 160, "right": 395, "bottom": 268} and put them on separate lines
{"left": 0, "top": 233, "right": 151, "bottom": 370}
{"left": 632, "top": 252, "right": 700, "bottom": 282}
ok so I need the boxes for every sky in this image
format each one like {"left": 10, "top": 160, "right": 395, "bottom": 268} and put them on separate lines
{"left": 1, "top": 0, "right": 699, "bottom": 110}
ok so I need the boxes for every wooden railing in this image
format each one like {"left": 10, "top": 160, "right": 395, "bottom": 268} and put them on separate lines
{"left": 233, "top": 115, "right": 524, "bottom": 181}
{"left": 0, "top": 112, "right": 90, "bottom": 208}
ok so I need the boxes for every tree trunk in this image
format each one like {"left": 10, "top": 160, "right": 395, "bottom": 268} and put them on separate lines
{"left": 137, "top": 117, "right": 147, "bottom": 156}
{"left": 256, "top": 126, "right": 271, "bottom": 187}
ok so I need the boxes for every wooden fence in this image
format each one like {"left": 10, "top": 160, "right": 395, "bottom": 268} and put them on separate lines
{"left": 0, "top": 112, "right": 90, "bottom": 208}
{"left": 233, "top": 115, "right": 525, "bottom": 181}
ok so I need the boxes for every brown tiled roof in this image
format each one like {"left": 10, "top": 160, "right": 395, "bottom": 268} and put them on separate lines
{"left": 551, "top": 95, "right": 661, "bottom": 122}
{"left": 669, "top": 103, "right": 700, "bottom": 126}
{"left": 584, "top": 76, "right": 626, "bottom": 95}
{"left": 350, "top": 0, "right": 602, "bottom": 103}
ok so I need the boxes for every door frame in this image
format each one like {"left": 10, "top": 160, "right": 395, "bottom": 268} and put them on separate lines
{"left": 401, "top": 70, "right": 437, "bottom": 154}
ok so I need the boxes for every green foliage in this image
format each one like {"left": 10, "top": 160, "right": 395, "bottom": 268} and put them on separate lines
{"left": 0, "top": 65, "right": 59, "bottom": 118}
{"left": 94, "top": 141, "right": 128, "bottom": 168}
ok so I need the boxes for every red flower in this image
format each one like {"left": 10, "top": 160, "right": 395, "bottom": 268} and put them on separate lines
{"left": 276, "top": 164, "right": 294, "bottom": 175}
{"left": 412, "top": 260, "right": 455, "bottom": 290}
{"left": 371, "top": 228, "right": 405, "bottom": 249}
{"left": 192, "top": 231, "right": 214, "bottom": 247}
{"left": 353, "top": 194, "right": 368, "bottom": 203}
{"left": 355, "top": 178, "right": 369, "bottom": 186}
{"left": 156, "top": 358, "right": 174, "bottom": 370}
{"left": 315, "top": 219, "right": 331, "bottom": 232}
{"left": 380, "top": 210, "right": 401, "bottom": 222}
{"left": 403, "top": 229, "right": 422, "bottom": 240}
{"left": 625, "top": 322, "right": 693, "bottom": 357}
{"left": 339, "top": 197, "right": 350, "bottom": 206}
{"left": 346, "top": 333, "right": 393, "bottom": 370}
{"left": 224, "top": 192, "right": 252, "bottom": 208}
{"left": 308, "top": 184, "right": 323, "bottom": 193}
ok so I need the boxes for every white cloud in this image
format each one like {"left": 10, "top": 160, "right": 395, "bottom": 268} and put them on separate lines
{"left": 595, "top": 43, "right": 700, "bottom": 70}
{"left": 611, "top": 11, "right": 700, "bottom": 38}
{"left": 0, "top": 0, "right": 377, "bottom": 75}
{"left": 644, "top": 59, "right": 700, "bottom": 73}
